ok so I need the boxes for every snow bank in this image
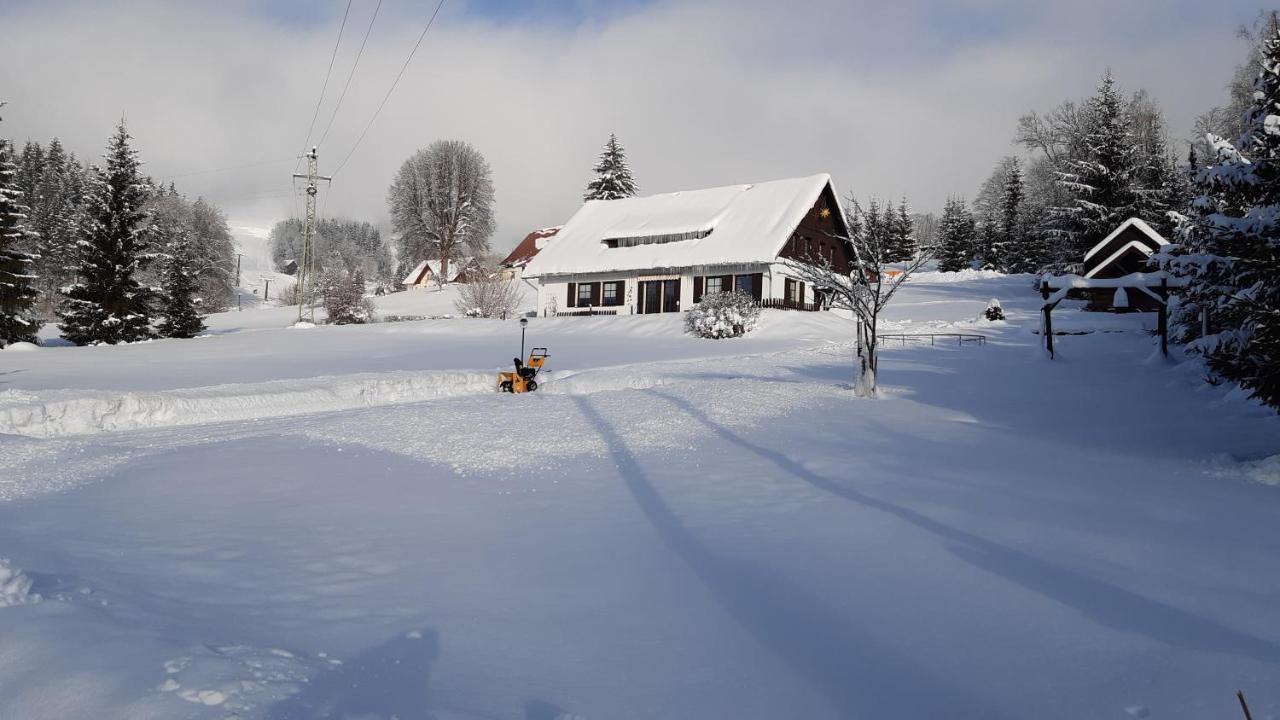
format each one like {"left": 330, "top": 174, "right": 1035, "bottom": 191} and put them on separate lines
{"left": 1243, "top": 454, "right": 1280, "bottom": 486}
{"left": 0, "top": 558, "right": 39, "bottom": 607}
{"left": 0, "top": 371, "right": 496, "bottom": 438}
{"left": 1, "top": 342, "right": 39, "bottom": 353}
{"left": 910, "top": 269, "right": 1014, "bottom": 283}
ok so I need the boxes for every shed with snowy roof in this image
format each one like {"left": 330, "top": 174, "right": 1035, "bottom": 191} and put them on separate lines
{"left": 521, "top": 174, "right": 852, "bottom": 316}
{"left": 1081, "top": 218, "right": 1169, "bottom": 311}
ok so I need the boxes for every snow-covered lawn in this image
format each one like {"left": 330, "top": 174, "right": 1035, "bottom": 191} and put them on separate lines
{"left": 1, "top": 274, "right": 1278, "bottom": 719}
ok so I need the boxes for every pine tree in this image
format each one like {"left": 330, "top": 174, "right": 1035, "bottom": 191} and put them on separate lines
{"left": 937, "top": 197, "right": 977, "bottom": 272}
{"left": 0, "top": 112, "right": 41, "bottom": 347}
{"left": 1172, "top": 28, "right": 1280, "bottom": 408}
{"left": 996, "top": 158, "right": 1046, "bottom": 273}
{"left": 30, "top": 138, "right": 86, "bottom": 318}
{"left": 882, "top": 199, "right": 916, "bottom": 263}
{"left": 1050, "top": 72, "right": 1142, "bottom": 260}
{"left": 59, "top": 123, "right": 155, "bottom": 345}
{"left": 583, "top": 134, "right": 638, "bottom": 201}
{"left": 155, "top": 214, "right": 205, "bottom": 339}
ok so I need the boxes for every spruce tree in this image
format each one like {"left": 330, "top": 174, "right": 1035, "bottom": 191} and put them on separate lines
{"left": 31, "top": 138, "right": 85, "bottom": 318}
{"left": 59, "top": 123, "right": 154, "bottom": 345}
{"left": 882, "top": 199, "right": 916, "bottom": 263}
{"left": 0, "top": 113, "right": 40, "bottom": 347}
{"left": 937, "top": 197, "right": 977, "bottom": 272}
{"left": 1050, "top": 72, "right": 1142, "bottom": 260}
{"left": 583, "top": 134, "right": 638, "bottom": 201}
{"left": 155, "top": 214, "right": 205, "bottom": 339}
{"left": 997, "top": 158, "right": 1047, "bottom": 273}
{"left": 1172, "top": 29, "right": 1280, "bottom": 409}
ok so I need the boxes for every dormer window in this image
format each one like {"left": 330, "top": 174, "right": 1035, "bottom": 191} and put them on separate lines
{"left": 602, "top": 228, "right": 712, "bottom": 248}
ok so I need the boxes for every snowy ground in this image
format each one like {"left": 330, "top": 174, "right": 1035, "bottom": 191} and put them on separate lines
{"left": 1, "top": 273, "right": 1278, "bottom": 720}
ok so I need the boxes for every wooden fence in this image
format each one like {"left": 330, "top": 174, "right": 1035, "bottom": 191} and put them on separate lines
{"left": 758, "top": 298, "right": 823, "bottom": 312}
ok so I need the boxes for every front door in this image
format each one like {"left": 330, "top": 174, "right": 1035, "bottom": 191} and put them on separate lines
{"left": 639, "top": 279, "right": 681, "bottom": 313}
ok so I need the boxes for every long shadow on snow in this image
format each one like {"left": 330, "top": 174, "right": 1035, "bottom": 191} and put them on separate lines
{"left": 571, "top": 395, "right": 1013, "bottom": 720}
{"left": 646, "top": 388, "right": 1280, "bottom": 668}
{"left": 266, "top": 629, "right": 442, "bottom": 720}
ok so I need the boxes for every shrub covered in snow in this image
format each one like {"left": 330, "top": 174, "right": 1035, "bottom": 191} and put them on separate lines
{"left": 0, "top": 558, "right": 38, "bottom": 607}
{"left": 454, "top": 277, "right": 525, "bottom": 319}
{"left": 983, "top": 298, "right": 1005, "bottom": 321}
{"left": 322, "top": 268, "right": 376, "bottom": 325}
{"left": 684, "top": 291, "right": 761, "bottom": 339}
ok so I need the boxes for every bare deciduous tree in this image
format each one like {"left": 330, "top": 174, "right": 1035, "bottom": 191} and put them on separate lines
{"left": 387, "top": 140, "right": 495, "bottom": 281}
{"left": 782, "top": 195, "right": 932, "bottom": 397}
{"left": 454, "top": 263, "right": 525, "bottom": 319}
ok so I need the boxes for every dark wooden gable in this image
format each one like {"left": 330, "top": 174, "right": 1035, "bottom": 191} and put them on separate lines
{"left": 1083, "top": 222, "right": 1164, "bottom": 277}
{"left": 776, "top": 182, "right": 853, "bottom": 274}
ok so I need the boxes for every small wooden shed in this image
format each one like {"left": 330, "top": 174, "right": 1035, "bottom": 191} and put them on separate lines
{"left": 1081, "top": 219, "right": 1169, "bottom": 311}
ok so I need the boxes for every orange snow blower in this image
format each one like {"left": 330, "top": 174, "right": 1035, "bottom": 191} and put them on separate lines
{"left": 498, "top": 318, "right": 548, "bottom": 393}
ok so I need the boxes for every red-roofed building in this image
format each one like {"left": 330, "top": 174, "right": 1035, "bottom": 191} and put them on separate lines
{"left": 499, "top": 227, "right": 561, "bottom": 279}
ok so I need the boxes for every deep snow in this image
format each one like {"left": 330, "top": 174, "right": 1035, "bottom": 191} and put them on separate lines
{"left": 1, "top": 273, "right": 1278, "bottom": 720}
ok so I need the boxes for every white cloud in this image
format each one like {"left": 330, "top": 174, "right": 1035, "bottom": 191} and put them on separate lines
{"left": 0, "top": 0, "right": 1260, "bottom": 252}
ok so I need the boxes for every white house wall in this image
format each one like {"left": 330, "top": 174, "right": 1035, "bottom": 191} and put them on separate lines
{"left": 535, "top": 262, "right": 828, "bottom": 315}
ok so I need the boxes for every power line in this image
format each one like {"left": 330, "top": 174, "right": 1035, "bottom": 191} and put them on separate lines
{"left": 164, "top": 157, "right": 294, "bottom": 180}
{"left": 316, "top": 0, "right": 383, "bottom": 150}
{"left": 296, "top": 0, "right": 354, "bottom": 171}
{"left": 332, "top": 0, "right": 447, "bottom": 176}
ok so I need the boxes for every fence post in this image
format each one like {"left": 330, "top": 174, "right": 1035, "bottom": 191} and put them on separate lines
{"left": 1157, "top": 277, "right": 1169, "bottom": 357}
{"left": 1040, "top": 279, "right": 1055, "bottom": 359}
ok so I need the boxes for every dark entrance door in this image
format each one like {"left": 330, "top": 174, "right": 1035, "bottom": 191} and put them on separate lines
{"left": 663, "top": 278, "right": 680, "bottom": 313}
{"left": 639, "top": 279, "right": 680, "bottom": 313}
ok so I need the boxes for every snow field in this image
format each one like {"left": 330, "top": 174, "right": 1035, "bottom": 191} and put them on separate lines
{"left": 0, "top": 273, "right": 1277, "bottom": 719}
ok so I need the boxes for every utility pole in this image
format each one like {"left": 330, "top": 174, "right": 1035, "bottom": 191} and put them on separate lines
{"left": 235, "top": 252, "right": 243, "bottom": 287}
{"left": 292, "top": 146, "right": 332, "bottom": 323}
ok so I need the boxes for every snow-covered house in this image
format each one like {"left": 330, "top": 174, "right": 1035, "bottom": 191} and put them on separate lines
{"left": 401, "top": 257, "right": 484, "bottom": 289}
{"left": 499, "top": 227, "right": 560, "bottom": 280}
{"left": 521, "top": 174, "right": 851, "bottom": 315}
{"left": 1081, "top": 218, "right": 1169, "bottom": 311}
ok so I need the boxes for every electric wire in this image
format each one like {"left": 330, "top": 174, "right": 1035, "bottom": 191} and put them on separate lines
{"left": 316, "top": 0, "right": 383, "bottom": 150}
{"left": 331, "top": 0, "right": 447, "bottom": 176}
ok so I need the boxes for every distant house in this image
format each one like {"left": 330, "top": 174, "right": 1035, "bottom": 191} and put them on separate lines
{"left": 1081, "top": 218, "right": 1169, "bottom": 311}
{"left": 520, "top": 174, "right": 851, "bottom": 315}
{"left": 401, "top": 257, "right": 485, "bottom": 289}
{"left": 499, "top": 227, "right": 561, "bottom": 280}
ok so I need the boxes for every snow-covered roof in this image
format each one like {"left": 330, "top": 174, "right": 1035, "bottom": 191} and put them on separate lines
{"left": 501, "top": 227, "right": 561, "bottom": 268}
{"left": 401, "top": 260, "right": 429, "bottom": 285}
{"left": 522, "top": 174, "right": 837, "bottom": 277}
{"left": 402, "top": 258, "right": 475, "bottom": 285}
{"left": 1083, "top": 218, "right": 1167, "bottom": 263}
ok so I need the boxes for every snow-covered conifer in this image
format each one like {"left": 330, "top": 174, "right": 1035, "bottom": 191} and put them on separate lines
{"left": 59, "top": 123, "right": 155, "bottom": 345}
{"left": 1048, "top": 72, "right": 1142, "bottom": 259}
{"left": 582, "top": 134, "right": 638, "bottom": 202}
{"left": 0, "top": 110, "right": 40, "bottom": 347}
{"left": 1172, "top": 29, "right": 1280, "bottom": 408}
{"left": 155, "top": 214, "right": 205, "bottom": 339}
{"left": 936, "top": 197, "right": 976, "bottom": 272}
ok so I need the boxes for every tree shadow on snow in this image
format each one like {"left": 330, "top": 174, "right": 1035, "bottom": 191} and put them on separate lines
{"left": 266, "top": 629, "right": 442, "bottom": 720}
{"left": 646, "top": 388, "right": 1280, "bottom": 669}
{"left": 570, "top": 395, "right": 1014, "bottom": 720}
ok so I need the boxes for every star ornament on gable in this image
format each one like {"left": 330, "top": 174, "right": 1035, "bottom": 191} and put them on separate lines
{"left": 819, "top": 207, "right": 831, "bottom": 219}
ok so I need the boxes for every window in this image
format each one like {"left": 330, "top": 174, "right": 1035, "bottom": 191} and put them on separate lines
{"left": 602, "top": 281, "right": 619, "bottom": 305}
{"left": 705, "top": 276, "right": 723, "bottom": 295}
{"left": 735, "top": 275, "right": 753, "bottom": 295}
{"left": 602, "top": 228, "right": 712, "bottom": 248}
{"left": 578, "top": 283, "right": 594, "bottom": 305}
